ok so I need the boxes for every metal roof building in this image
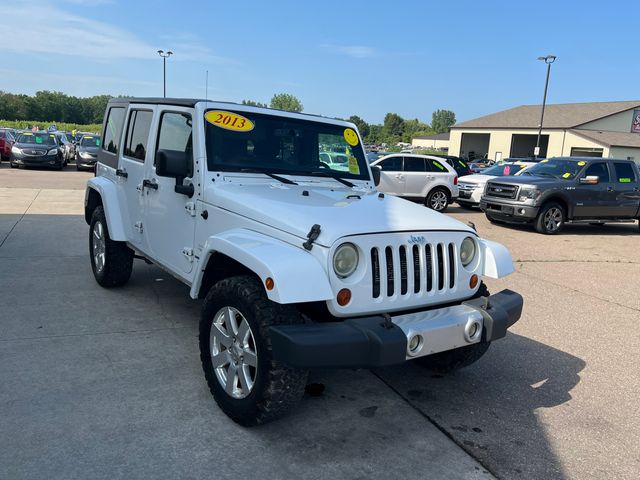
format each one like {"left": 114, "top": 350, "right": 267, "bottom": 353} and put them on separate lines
{"left": 448, "top": 100, "right": 640, "bottom": 163}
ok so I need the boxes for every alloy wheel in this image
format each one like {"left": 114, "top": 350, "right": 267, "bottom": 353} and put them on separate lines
{"left": 210, "top": 306, "right": 258, "bottom": 399}
{"left": 430, "top": 191, "right": 448, "bottom": 211}
{"left": 92, "top": 221, "right": 106, "bottom": 273}
{"left": 543, "top": 207, "right": 563, "bottom": 232}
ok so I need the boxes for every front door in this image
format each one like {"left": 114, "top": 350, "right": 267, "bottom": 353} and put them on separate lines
{"left": 376, "top": 156, "right": 405, "bottom": 196}
{"left": 142, "top": 109, "right": 196, "bottom": 278}
{"left": 573, "top": 161, "right": 615, "bottom": 218}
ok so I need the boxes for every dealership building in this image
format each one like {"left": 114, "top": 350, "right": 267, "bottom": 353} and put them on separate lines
{"left": 411, "top": 132, "right": 450, "bottom": 151}
{"left": 448, "top": 100, "right": 640, "bottom": 163}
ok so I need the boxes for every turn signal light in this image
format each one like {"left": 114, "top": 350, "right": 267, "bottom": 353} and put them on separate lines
{"left": 265, "top": 277, "right": 275, "bottom": 291}
{"left": 469, "top": 274, "right": 479, "bottom": 289}
{"left": 337, "top": 288, "right": 352, "bottom": 306}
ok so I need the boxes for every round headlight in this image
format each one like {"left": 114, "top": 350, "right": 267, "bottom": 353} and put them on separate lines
{"left": 333, "top": 243, "right": 358, "bottom": 278}
{"left": 460, "top": 237, "right": 476, "bottom": 267}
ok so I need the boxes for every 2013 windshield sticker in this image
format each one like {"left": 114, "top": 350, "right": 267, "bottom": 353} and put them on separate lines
{"left": 205, "top": 111, "right": 254, "bottom": 132}
{"left": 432, "top": 160, "right": 445, "bottom": 170}
{"left": 348, "top": 156, "right": 360, "bottom": 174}
{"left": 343, "top": 128, "right": 359, "bottom": 146}
{"left": 577, "top": 161, "right": 586, "bottom": 166}
{"left": 562, "top": 172, "right": 571, "bottom": 178}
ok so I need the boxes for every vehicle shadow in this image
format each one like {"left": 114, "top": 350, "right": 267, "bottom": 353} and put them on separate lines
{"left": 487, "top": 219, "right": 638, "bottom": 236}
{"left": 373, "top": 333, "right": 585, "bottom": 479}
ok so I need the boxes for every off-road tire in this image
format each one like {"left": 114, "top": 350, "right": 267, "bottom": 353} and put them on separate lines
{"left": 10, "top": 161, "right": 17, "bottom": 169}
{"left": 199, "top": 275, "right": 309, "bottom": 426}
{"left": 425, "top": 187, "right": 449, "bottom": 212}
{"left": 414, "top": 282, "right": 491, "bottom": 374}
{"left": 89, "top": 206, "right": 134, "bottom": 287}
{"left": 535, "top": 202, "right": 565, "bottom": 234}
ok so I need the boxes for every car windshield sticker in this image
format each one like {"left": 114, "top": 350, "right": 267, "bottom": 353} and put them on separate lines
{"left": 457, "top": 160, "right": 466, "bottom": 167}
{"left": 23, "top": 132, "right": 33, "bottom": 136}
{"left": 35, "top": 136, "right": 43, "bottom": 144}
{"left": 96, "top": 139, "right": 101, "bottom": 146}
{"left": 503, "top": 165, "right": 511, "bottom": 175}
{"left": 540, "top": 159, "right": 548, "bottom": 163}
{"left": 205, "top": 111, "right": 254, "bottom": 132}
{"left": 343, "top": 128, "right": 359, "bottom": 146}
{"left": 348, "top": 156, "right": 360, "bottom": 174}
{"left": 432, "top": 160, "right": 445, "bottom": 170}
{"left": 577, "top": 161, "right": 586, "bottom": 166}
{"left": 619, "top": 178, "right": 631, "bottom": 183}
{"left": 85, "top": 136, "right": 93, "bottom": 139}
{"left": 562, "top": 172, "right": 571, "bottom": 178}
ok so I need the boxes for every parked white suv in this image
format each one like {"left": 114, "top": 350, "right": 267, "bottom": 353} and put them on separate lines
{"left": 457, "top": 161, "right": 534, "bottom": 208}
{"left": 84, "top": 98, "right": 523, "bottom": 426}
{"left": 371, "top": 154, "right": 459, "bottom": 212}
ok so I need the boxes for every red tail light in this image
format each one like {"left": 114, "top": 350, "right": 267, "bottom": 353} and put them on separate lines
{"left": 454, "top": 176, "right": 458, "bottom": 185}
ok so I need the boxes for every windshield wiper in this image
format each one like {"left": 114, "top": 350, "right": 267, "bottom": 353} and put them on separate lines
{"left": 303, "top": 170, "right": 356, "bottom": 188}
{"left": 240, "top": 168, "right": 298, "bottom": 185}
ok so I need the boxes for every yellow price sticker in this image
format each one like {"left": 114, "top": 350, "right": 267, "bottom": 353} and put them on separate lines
{"left": 562, "top": 172, "right": 571, "bottom": 178}
{"left": 205, "top": 110, "right": 254, "bottom": 132}
{"left": 577, "top": 161, "right": 586, "bottom": 166}
{"left": 348, "top": 156, "right": 360, "bottom": 174}
{"left": 540, "top": 159, "right": 548, "bottom": 163}
{"left": 344, "top": 128, "right": 359, "bottom": 146}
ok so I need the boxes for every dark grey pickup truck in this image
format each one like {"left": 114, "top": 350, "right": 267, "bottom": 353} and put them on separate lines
{"left": 480, "top": 157, "right": 640, "bottom": 234}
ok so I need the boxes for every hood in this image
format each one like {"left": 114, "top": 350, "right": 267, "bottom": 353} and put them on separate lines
{"left": 458, "top": 174, "right": 494, "bottom": 184}
{"left": 78, "top": 145, "right": 99, "bottom": 153}
{"left": 207, "top": 181, "right": 474, "bottom": 246}
{"left": 488, "top": 175, "right": 564, "bottom": 187}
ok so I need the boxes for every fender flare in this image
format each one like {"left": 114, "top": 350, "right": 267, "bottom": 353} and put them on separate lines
{"left": 85, "top": 177, "right": 129, "bottom": 241}
{"left": 479, "top": 239, "right": 515, "bottom": 279}
{"left": 190, "top": 229, "right": 334, "bottom": 304}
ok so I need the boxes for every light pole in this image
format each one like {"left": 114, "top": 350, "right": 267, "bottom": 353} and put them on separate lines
{"left": 535, "top": 55, "right": 557, "bottom": 158}
{"left": 157, "top": 50, "right": 173, "bottom": 98}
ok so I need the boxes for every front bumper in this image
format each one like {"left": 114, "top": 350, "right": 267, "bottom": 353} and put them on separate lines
{"left": 457, "top": 186, "right": 483, "bottom": 205}
{"left": 270, "top": 289, "right": 523, "bottom": 368}
{"left": 480, "top": 198, "right": 539, "bottom": 221}
{"left": 77, "top": 156, "right": 97, "bottom": 168}
{"left": 11, "top": 153, "right": 61, "bottom": 167}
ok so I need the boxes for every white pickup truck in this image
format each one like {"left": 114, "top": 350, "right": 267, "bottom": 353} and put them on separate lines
{"left": 85, "top": 98, "right": 523, "bottom": 426}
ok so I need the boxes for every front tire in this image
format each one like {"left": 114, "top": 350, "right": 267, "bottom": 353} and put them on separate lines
{"left": 535, "top": 202, "right": 565, "bottom": 234}
{"left": 425, "top": 188, "right": 449, "bottom": 212}
{"left": 199, "top": 275, "right": 308, "bottom": 426}
{"left": 89, "top": 206, "right": 134, "bottom": 287}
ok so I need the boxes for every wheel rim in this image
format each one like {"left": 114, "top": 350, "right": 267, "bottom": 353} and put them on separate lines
{"left": 210, "top": 306, "right": 258, "bottom": 399}
{"left": 430, "top": 191, "right": 448, "bottom": 211}
{"left": 543, "top": 207, "right": 562, "bottom": 231}
{"left": 92, "top": 221, "right": 106, "bottom": 273}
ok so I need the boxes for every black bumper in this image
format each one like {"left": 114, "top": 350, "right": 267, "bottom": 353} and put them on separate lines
{"left": 270, "top": 289, "right": 524, "bottom": 369}
{"left": 480, "top": 198, "right": 539, "bottom": 221}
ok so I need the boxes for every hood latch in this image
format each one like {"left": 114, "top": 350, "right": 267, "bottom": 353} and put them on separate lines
{"left": 303, "top": 224, "right": 321, "bottom": 251}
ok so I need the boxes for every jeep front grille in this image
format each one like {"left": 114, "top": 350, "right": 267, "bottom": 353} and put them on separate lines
{"left": 486, "top": 182, "right": 519, "bottom": 199}
{"left": 371, "top": 242, "right": 457, "bottom": 298}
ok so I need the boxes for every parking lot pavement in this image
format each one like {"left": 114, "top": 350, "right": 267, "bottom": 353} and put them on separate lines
{"left": 1, "top": 170, "right": 639, "bottom": 480}
{"left": 0, "top": 171, "right": 493, "bottom": 480}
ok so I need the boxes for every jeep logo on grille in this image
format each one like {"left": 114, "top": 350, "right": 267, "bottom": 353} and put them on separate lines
{"left": 408, "top": 235, "right": 426, "bottom": 245}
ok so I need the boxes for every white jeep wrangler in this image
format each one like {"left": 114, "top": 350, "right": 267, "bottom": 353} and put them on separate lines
{"left": 85, "top": 98, "right": 523, "bottom": 426}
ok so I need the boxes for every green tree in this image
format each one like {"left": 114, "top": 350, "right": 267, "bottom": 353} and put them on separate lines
{"left": 383, "top": 112, "right": 405, "bottom": 137}
{"left": 348, "top": 115, "right": 369, "bottom": 138}
{"left": 269, "top": 93, "right": 303, "bottom": 112}
{"left": 365, "top": 124, "right": 383, "bottom": 143}
{"left": 431, "top": 109, "right": 456, "bottom": 134}
{"left": 241, "top": 99, "right": 268, "bottom": 108}
{"left": 403, "top": 118, "right": 432, "bottom": 142}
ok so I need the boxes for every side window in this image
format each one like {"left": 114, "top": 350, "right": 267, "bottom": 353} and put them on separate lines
{"left": 156, "top": 112, "right": 193, "bottom": 175}
{"left": 124, "top": 110, "right": 153, "bottom": 161}
{"left": 584, "top": 162, "right": 610, "bottom": 182}
{"left": 103, "top": 107, "right": 125, "bottom": 155}
{"left": 403, "top": 157, "right": 426, "bottom": 172}
{"left": 427, "top": 158, "right": 447, "bottom": 173}
{"left": 379, "top": 156, "right": 402, "bottom": 171}
{"left": 613, "top": 162, "right": 636, "bottom": 183}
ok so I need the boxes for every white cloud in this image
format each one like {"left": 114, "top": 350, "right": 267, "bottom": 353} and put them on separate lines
{"left": 321, "top": 44, "right": 377, "bottom": 59}
{"left": 3, "top": 0, "right": 230, "bottom": 64}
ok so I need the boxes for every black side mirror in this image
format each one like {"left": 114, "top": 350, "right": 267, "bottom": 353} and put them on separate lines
{"left": 371, "top": 165, "right": 381, "bottom": 186}
{"left": 156, "top": 149, "right": 194, "bottom": 197}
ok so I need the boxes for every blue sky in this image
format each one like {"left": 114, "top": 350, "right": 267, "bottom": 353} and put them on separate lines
{"left": 3, "top": 0, "right": 640, "bottom": 124}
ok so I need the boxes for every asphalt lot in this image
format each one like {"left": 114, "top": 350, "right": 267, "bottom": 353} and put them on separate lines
{"left": 1, "top": 164, "right": 639, "bottom": 480}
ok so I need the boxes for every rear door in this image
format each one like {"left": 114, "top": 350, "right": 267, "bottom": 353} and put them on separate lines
{"left": 573, "top": 161, "right": 614, "bottom": 218}
{"left": 376, "top": 156, "right": 404, "bottom": 195}
{"left": 611, "top": 161, "right": 640, "bottom": 218}
{"left": 426, "top": 157, "right": 454, "bottom": 188}
{"left": 403, "top": 156, "right": 429, "bottom": 197}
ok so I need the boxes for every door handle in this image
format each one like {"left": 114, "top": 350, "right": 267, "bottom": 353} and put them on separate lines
{"left": 115, "top": 168, "right": 128, "bottom": 179}
{"left": 142, "top": 179, "right": 158, "bottom": 190}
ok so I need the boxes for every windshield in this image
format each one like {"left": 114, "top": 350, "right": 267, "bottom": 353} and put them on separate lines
{"left": 80, "top": 136, "right": 100, "bottom": 147}
{"left": 205, "top": 110, "right": 369, "bottom": 180}
{"left": 482, "top": 163, "right": 528, "bottom": 176}
{"left": 521, "top": 158, "right": 585, "bottom": 180}
{"left": 16, "top": 132, "right": 57, "bottom": 145}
